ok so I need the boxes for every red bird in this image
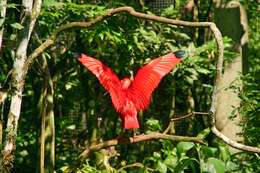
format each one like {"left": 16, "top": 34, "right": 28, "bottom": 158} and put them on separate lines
{"left": 76, "top": 51, "right": 184, "bottom": 129}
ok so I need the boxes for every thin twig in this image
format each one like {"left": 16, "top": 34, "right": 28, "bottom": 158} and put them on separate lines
{"left": 171, "top": 111, "right": 209, "bottom": 121}
{"left": 118, "top": 162, "right": 155, "bottom": 172}
{"left": 78, "top": 132, "right": 205, "bottom": 162}
{"left": 164, "top": 112, "right": 210, "bottom": 134}
{"left": 166, "top": 112, "right": 209, "bottom": 134}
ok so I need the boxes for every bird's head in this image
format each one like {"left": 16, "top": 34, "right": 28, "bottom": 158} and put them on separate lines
{"left": 121, "top": 78, "right": 132, "bottom": 89}
{"left": 174, "top": 50, "right": 186, "bottom": 59}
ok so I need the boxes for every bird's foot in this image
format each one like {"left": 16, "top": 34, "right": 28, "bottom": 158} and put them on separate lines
{"left": 115, "top": 134, "right": 125, "bottom": 140}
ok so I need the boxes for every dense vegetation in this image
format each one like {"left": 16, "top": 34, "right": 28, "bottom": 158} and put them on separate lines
{"left": 0, "top": 0, "right": 259, "bottom": 172}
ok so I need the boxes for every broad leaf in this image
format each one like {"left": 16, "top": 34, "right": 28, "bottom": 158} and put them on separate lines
{"left": 205, "top": 158, "right": 225, "bottom": 173}
{"left": 177, "top": 142, "right": 194, "bottom": 154}
{"left": 10, "top": 22, "right": 24, "bottom": 30}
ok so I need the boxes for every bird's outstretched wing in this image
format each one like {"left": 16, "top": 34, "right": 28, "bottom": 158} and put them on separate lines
{"left": 76, "top": 54, "right": 123, "bottom": 110}
{"left": 130, "top": 53, "right": 182, "bottom": 110}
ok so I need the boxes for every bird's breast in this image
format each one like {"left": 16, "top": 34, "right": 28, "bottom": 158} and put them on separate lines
{"left": 120, "top": 99, "right": 137, "bottom": 117}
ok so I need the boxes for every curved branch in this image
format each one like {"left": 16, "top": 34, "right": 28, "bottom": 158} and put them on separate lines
{"left": 24, "top": 6, "right": 224, "bottom": 81}
{"left": 211, "top": 126, "right": 260, "bottom": 153}
{"left": 78, "top": 132, "right": 205, "bottom": 162}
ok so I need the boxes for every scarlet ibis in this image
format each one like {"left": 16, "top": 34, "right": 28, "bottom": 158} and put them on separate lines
{"left": 75, "top": 51, "right": 185, "bottom": 129}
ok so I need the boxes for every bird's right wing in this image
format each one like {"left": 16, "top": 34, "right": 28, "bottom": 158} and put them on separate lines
{"left": 130, "top": 53, "right": 182, "bottom": 110}
{"left": 76, "top": 54, "right": 123, "bottom": 110}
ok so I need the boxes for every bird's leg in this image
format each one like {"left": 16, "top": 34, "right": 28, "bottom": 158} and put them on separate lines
{"left": 132, "top": 129, "right": 137, "bottom": 142}
{"left": 132, "top": 129, "right": 136, "bottom": 137}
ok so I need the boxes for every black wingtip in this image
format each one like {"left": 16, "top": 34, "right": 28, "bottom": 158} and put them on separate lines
{"left": 72, "top": 52, "right": 80, "bottom": 59}
{"left": 174, "top": 50, "right": 186, "bottom": 59}
{"left": 67, "top": 51, "right": 81, "bottom": 59}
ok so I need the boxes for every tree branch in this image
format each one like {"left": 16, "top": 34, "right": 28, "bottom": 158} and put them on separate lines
{"left": 78, "top": 132, "right": 205, "bottom": 162}
{"left": 170, "top": 111, "right": 210, "bottom": 121}
{"left": 24, "top": 6, "right": 224, "bottom": 80}
{"left": 164, "top": 112, "right": 210, "bottom": 134}
{"left": 118, "top": 162, "right": 155, "bottom": 172}
{"left": 211, "top": 126, "right": 260, "bottom": 153}
{"left": 0, "top": 0, "right": 7, "bottom": 51}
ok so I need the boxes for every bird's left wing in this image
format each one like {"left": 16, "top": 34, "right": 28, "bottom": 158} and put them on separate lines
{"left": 76, "top": 54, "right": 123, "bottom": 110}
{"left": 129, "top": 53, "right": 182, "bottom": 110}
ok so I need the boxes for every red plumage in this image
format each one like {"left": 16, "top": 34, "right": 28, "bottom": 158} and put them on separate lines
{"left": 77, "top": 53, "right": 182, "bottom": 129}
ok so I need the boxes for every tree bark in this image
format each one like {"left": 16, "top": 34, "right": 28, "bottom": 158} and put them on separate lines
{"left": 165, "top": 79, "right": 176, "bottom": 134}
{"left": 39, "top": 91, "right": 46, "bottom": 173}
{"left": 37, "top": 55, "right": 55, "bottom": 173}
{"left": 214, "top": 0, "right": 246, "bottom": 152}
{"left": 1, "top": 0, "right": 42, "bottom": 172}
{"left": 0, "top": 0, "right": 7, "bottom": 50}
{"left": 0, "top": 90, "right": 7, "bottom": 149}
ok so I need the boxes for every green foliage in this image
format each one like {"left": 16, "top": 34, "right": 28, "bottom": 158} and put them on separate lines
{"left": 238, "top": 0, "right": 260, "bottom": 147}
{"left": 78, "top": 140, "right": 257, "bottom": 173}
{"left": 1, "top": 0, "right": 258, "bottom": 173}
{"left": 240, "top": 69, "right": 260, "bottom": 145}
{"left": 10, "top": 23, "right": 24, "bottom": 30}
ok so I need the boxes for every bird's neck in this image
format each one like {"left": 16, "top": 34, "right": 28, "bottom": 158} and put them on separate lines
{"left": 121, "top": 78, "right": 132, "bottom": 89}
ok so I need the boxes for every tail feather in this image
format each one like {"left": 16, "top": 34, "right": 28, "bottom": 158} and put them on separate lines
{"left": 123, "top": 115, "right": 139, "bottom": 129}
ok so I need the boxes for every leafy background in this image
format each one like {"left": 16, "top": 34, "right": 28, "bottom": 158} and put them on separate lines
{"left": 0, "top": 0, "right": 259, "bottom": 172}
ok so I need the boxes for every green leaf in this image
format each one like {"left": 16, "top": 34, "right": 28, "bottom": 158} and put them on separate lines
{"left": 205, "top": 158, "right": 225, "bottom": 173}
{"left": 19, "top": 150, "right": 29, "bottom": 157}
{"left": 197, "top": 128, "right": 210, "bottom": 139}
{"left": 157, "top": 161, "right": 167, "bottom": 173}
{"left": 219, "top": 146, "right": 230, "bottom": 162}
{"left": 66, "top": 124, "right": 76, "bottom": 130}
{"left": 174, "top": 158, "right": 198, "bottom": 173}
{"left": 146, "top": 118, "right": 161, "bottom": 131}
{"left": 185, "top": 76, "right": 195, "bottom": 85}
{"left": 0, "top": 19, "right": 4, "bottom": 27}
{"left": 225, "top": 161, "right": 238, "bottom": 172}
{"left": 164, "top": 155, "right": 178, "bottom": 170}
{"left": 153, "top": 152, "right": 161, "bottom": 159}
{"left": 43, "top": 0, "right": 64, "bottom": 8}
{"left": 10, "top": 34, "right": 17, "bottom": 40}
{"left": 10, "top": 22, "right": 24, "bottom": 30}
{"left": 65, "top": 83, "right": 72, "bottom": 90}
{"left": 43, "top": 52, "right": 52, "bottom": 59}
{"left": 201, "top": 146, "right": 218, "bottom": 158}
{"left": 7, "top": 3, "right": 19, "bottom": 10}
{"left": 60, "top": 166, "right": 70, "bottom": 172}
{"left": 177, "top": 142, "right": 194, "bottom": 154}
{"left": 196, "top": 67, "right": 211, "bottom": 75}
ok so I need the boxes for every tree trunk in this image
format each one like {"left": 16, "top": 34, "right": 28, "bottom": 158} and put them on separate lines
{"left": 214, "top": 0, "right": 247, "bottom": 152}
{"left": 0, "top": 90, "right": 7, "bottom": 149}
{"left": 0, "top": 0, "right": 7, "bottom": 50}
{"left": 38, "top": 83, "right": 46, "bottom": 173}
{"left": 1, "top": 0, "right": 42, "bottom": 172}
{"left": 37, "top": 55, "right": 55, "bottom": 173}
{"left": 167, "top": 80, "right": 176, "bottom": 134}
{"left": 0, "top": 0, "right": 8, "bottom": 161}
